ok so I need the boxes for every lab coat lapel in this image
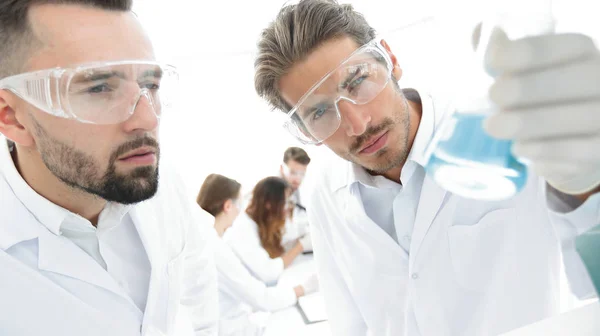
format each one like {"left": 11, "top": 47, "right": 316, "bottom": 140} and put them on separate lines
{"left": 37, "top": 232, "right": 128, "bottom": 300}
{"left": 129, "top": 205, "right": 165, "bottom": 271}
{"left": 340, "top": 184, "right": 408, "bottom": 274}
{"left": 335, "top": 185, "right": 409, "bottom": 334}
{"left": 409, "top": 174, "right": 448, "bottom": 264}
{"left": 129, "top": 203, "right": 170, "bottom": 334}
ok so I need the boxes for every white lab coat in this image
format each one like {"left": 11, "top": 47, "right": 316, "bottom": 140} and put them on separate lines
{"left": 306, "top": 93, "right": 600, "bottom": 336}
{"left": 0, "top": 149, "right": 219, "bottom": 335}
{"left": 212, "top": 230, "right": 297, "bottom": 336}
{"left": 224, "top": 212, "right": 285, "bottom": 285}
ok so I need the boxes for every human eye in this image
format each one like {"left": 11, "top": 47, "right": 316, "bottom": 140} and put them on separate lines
{"left": 85, "top": 83, "right": 113, "bottom": 94}
{"left": 348, "top": 75, "right": 368, "bottom": 93}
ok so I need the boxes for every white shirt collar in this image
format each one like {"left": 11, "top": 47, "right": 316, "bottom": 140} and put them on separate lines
{"left": 0, "top": 138, "right": 130, "bottom": 237}
{"left": 329, "top": 90, "right": 437, "bottom": 192}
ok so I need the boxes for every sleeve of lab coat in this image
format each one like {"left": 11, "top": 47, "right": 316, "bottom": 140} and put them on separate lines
{"left": 215, "top": 238, "right": 297, "bottom": 312}
{"left": 310, "top": 207, "right": 368, "bottom": 335}
{"left": 546, "top": 184, "right": 600, "bottom": 299}
{"left": 181, "top": 206, "right": 220, "bottom": 336}
{"left": 225, "top": 217, "right": 285, "bottom": 284}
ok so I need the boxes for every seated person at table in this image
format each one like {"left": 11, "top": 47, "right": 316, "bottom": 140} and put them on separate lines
{"left": 197, "top": 174, "right": 318, "bottom": 336}
{"left": 224, "top": 176, "right": 309, "bottom": 284}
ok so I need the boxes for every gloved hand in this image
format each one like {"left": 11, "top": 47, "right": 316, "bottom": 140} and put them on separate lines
{"left": 301, "top": 273, "right": 320, "bottom": 295}
{"left": 299, "top": 233, "right": 313, "bottom": 253}
{"left": 483, "top": 28, "right": 600, "bottom": 195}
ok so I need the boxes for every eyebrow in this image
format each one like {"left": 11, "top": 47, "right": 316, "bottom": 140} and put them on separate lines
{"left": 340, "top": 67, "right": 361, "bottom": 89}
{"left": 72, "top": 68, "right": 163, "bottom": 84}
{"left": 71, "top": 71, "right": 125, "bottom": 84}
{"left": 139, "top": 68, "right": 163, "bottom": 79}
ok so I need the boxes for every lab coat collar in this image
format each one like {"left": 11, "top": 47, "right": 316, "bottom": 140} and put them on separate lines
{"left": 0, "top": 137, "right": 142, "bottom": 308}
{"left": 36, "top": 229, "right": 132, "bottom": 299}
{"left": 328, "top": 90, "right": 437, "bottom": 192}
{"left": 0, "top": 138, "right": 68, "bottom": 237}
{"left": 0, "top": 137, "right": 132, "bottom": 244}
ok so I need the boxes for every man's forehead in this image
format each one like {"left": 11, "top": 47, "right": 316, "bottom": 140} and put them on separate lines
{"left": 287, "top": 160, "right": 308, "bottom": 170}
{"left": 26, "top": 4, "right": 154, "bottom": 70}
{"left": 279, "top": 37, "right": 361, "bottom": 107}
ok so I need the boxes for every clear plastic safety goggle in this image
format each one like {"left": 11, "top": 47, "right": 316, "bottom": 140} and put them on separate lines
{"left": 282, "top": 39, "right": 393, "bottom": 145}
{"left": 282, "top": 163, "right": 306, "bottom": 179}
{"left": 0, "top": 60, "right": 178, "bottom": 125}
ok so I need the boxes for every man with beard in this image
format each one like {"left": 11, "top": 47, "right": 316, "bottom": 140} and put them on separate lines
{"left": 0, "top": 1, "right": 217, "bottom": 335}
{"left": 254, "top": 0, "right": 600, "bottom": 335}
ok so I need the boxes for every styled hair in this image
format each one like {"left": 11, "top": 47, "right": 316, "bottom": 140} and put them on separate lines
{"left": 197, "top": 174, "right": 242, "bottom": 217}
{"left": 0, "top": 0, "right": 133, "bottom": 79}
{"left": 254, "top": 0, "right": 376, "bottom": 113}
{"left": 246, "top": 176, "right": 290, "bottom": 258}
{"left": 283, "top": 146, "right": 311, "bottom": 165}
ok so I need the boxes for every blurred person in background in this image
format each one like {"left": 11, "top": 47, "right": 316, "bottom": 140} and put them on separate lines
{"left": 224, "top": 176, "right": 310, "bottom": 284}
{"left": 198, "top": 174, "right": 318, "bottom": 336}
{"left": 279, "top": 147, "right": 313, "bottom": 252}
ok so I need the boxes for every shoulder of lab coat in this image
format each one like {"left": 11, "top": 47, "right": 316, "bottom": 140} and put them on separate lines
{"left": 213, "top": 231, "right": 297, "bottom": 312}
{"left": 0, "top": 160, "right": 219, "bottom": 335}
{"left": 223, "top": 212, "right": 284, "bottom": 284}
{"left": 150, "top": 166, "right": 219, "bottom": 335}
{"left": 545, "top": 184, "right": 600, "bottom": 299}
{"left": 305, "top": 155, "right": 369, "bottom": 335}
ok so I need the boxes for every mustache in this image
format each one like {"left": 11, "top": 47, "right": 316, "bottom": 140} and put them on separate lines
{"left": 350, "top": 118, "right": 394, "bottom": 153}
{"left": 110, "top": 136, "right": 160, "bottom": 163}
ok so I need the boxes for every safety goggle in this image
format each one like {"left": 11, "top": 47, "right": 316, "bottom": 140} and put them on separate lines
{"left": 282, "top": 39, "right": 393, "bottom": 144}
{"left": 282, "top": 164, "right": 306, "bottom": 179}
{"left": 0, "top": 60, "right": 178, "bottom": 125}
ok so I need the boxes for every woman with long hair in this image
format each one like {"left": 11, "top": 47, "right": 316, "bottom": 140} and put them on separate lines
{"left": 224, "top": 176, "right": 306, "bottom": 284}
{"left": 197, "top": 174, "right": 318, "bottom": 336}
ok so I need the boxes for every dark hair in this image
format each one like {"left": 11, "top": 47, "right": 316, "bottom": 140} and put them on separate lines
{"left": 197, "top": 174, "right": 242, "bottom": 217}
{"left": 283, "top": 147, "right": 311, "bottom": 165}
{"left": 254, "top": 0, "right": 376, "bottom": 112}
{"left": 0, "top": 0, "right": 133, "bottom": 79}
{"left": 246, "top": 176, "right": 290, "bottom": 258}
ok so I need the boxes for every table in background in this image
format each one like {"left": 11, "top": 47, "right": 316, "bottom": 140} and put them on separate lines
{"left": 262, "top": 254, "right": 331, "bottom": 336}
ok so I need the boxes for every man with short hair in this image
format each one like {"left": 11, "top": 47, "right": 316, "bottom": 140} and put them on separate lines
{"left": 254, "top": 0, "right": 600, "bottom": 335}
{"left": 280, "top": 147, "right": 313, "bottom": 252}
{"left": 281, "top": 147, "right": 311, "bottom": 199}
{"left": 0, "top": 1, "right": 218, "bottom": 335}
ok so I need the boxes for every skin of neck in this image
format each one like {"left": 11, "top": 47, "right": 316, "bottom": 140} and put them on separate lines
{"left": 12, "top": 144, "right": 106, "bottom": 226}
{"left": 213, "top": 213, "right": 233, "bottom": 237}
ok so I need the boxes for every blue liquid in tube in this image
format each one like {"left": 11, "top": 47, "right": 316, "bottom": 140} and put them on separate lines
{"left": 424, "top": 112, "right": 527, "bottom": 201}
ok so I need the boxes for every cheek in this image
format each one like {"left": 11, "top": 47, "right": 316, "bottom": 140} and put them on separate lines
{"left": 371, "top": 87, "right": 396, "bottom": 116}
{"left": 324, "top": 126, "right": 353, "bottom": 154}
{"left": 56, "top": 125, "right": 119, "bottom": 167}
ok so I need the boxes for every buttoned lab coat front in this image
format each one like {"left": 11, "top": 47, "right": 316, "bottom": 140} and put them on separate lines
{"left": 307, "top": 93, "right": 600, "bottom": 336}
{"left": 0, "top": 152, "right": 219, "bottom": 336}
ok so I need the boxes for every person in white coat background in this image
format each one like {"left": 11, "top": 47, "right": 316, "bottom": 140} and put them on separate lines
{"left": 224, "top": 176, "right": 309, "bottom": 285}
{"left": 0, "top": 1, "right": 218, "bottom": 335}
{"left": 279, "top": 147, "right": 313, "bottom": 252}
{"left": 197, "top": 174, "right": 319, "bottom": 336}
{"left": 253, "top": 0, "right": 600, "bottom": 335}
